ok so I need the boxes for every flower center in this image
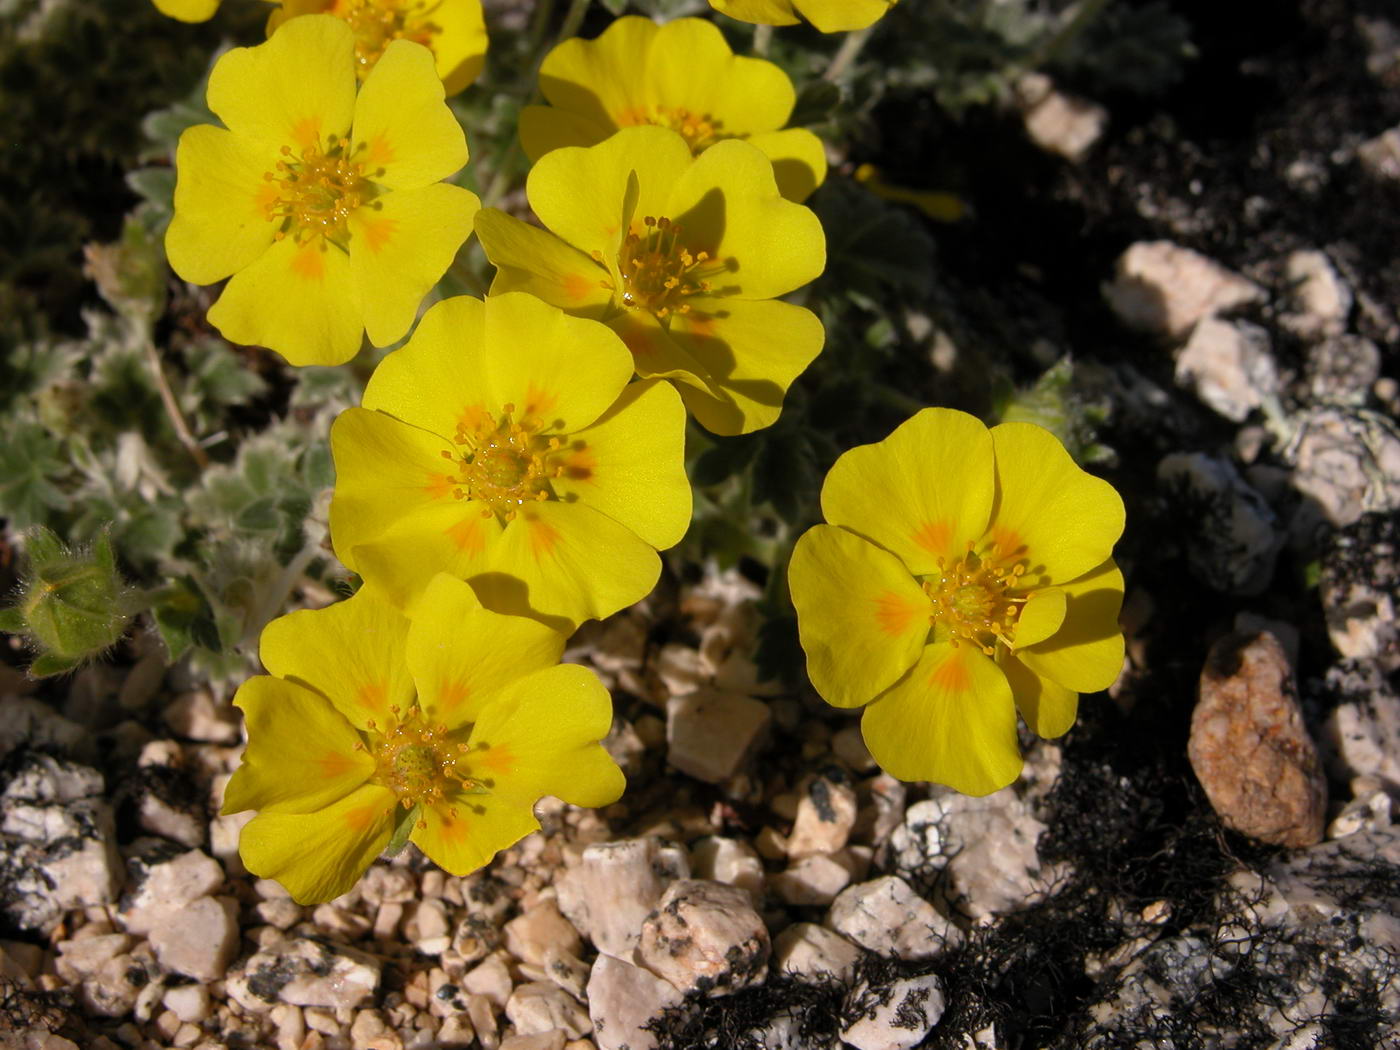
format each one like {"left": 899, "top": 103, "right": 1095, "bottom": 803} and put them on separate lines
{"left": 332, "top": 0, "right": 441, "bottom": 78}
{"left": 605, "top": 216, "right": 723, "bottom": 320}
{"left": 364, "top": 705, "right": 486, "bottom": 812}
{"left": 438, "top": 404, "right": 573, "bottom": 519}
{"left": 620, "top": 105, "right": 727, "bottom": 152}
{"left": 923, "top": 548, "right": 1029, "bottom": 655}
{"left": 262, "top": 136, "right": 370, "bottom": 245}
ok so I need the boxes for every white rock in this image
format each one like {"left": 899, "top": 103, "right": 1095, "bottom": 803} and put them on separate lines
{"left": 136, "top": 789, "right": 205, "bottom": 848}
{"left": 1174, "top": 318, "right": 1278, "bottom": 422}
{"left": 505, "top": 982, "right": 591, "bottom": 1039}
{"left": 55, "top": 932, "right": 131, "bottom": 981}
{"left": 1016, "top": 72, "right": 1107, "bottom": 162}
{"left": 149, "top": 895, "right": 239, "bottom": 980}
{"left": 1357, "top": 126, "right": 1400, "bottom": 182}
{"left": 498, "top": 1033, "right": 566, "bottom": 1050}
{"left": 841, "top": 971, "right": 946, "bottom": 1050}
{"left": 786, "top": 772, "right": 859, "bottom": 858}
{"left": 1157, "top": 452, "right": 1280, "bottom": 595}
{"left": 665, "top": 688, "right": 771, "bottom": 784}
{"left": 1103, "top": 241, "right": 1265, "bottom": 341}
{"left": 1283, "top": 250, "right": 1351, "bottom": 340}
{"left": 0, "top": 696, "right": 87, "bottom": 760}
{"left": 689, "top": 836, "right": 765, "bottom": 907}
{"left": 587, "top": 953, "right": 683, "bottom": 1050}
{"left": 1305, "top": 336, "right": 1381, "bottom": 406}
{"left": 227, "top": 932, "right": 381, "bottom": 1012}
{"left": 773, "top": 923, "right": 862, "bottom": 984}
{"left": 637, "top": 879, "right": 770, "bottom": 996}
{"left": 1327, "top": 786, "right": 1392, "bottom": 840}
{"left": 541, "top": 944, "right": 591, "bottom": 1002}
{"left": 163, "top": 983, "right": 211, "bottom": 1024}
{"left": 1321, "top": 664, "right": 1400, "bottom": 788}
{"left": 120, "top": 843, "right": 225, "bottom": 935}
{"left": 555, "top": 837, "right": 689, "bottom": 959}
{"left": 163, "top": 690, "right": 241, "bottom": 744}
{"left": 1288, "top": 409, "right": 1400, "bottom": 535}
{"left": 827, "top": 876, "right": 961, "bottom": 961}
{"left": 770, "top": 854, "right": 853, "bottom": 907}
{"left": 463, "top": 952, "right": 516, "bottom": 1009}
{"left": 504, "top": 898, "right": 581, "bottom": 968}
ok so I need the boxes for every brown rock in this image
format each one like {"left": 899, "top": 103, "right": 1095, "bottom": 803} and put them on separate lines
{"left": 1188, "top": 632, "right": 1327, "bottom": 847}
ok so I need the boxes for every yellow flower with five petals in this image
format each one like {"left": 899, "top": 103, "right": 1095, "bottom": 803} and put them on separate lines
{"left": 475, "top": 126, "right": 826, "bottom": 436}
{"left": 222, "top": 574, "right": 625, "bottom": 904}
{"left": 268, "top": 0, "right": 488, "bottom": 94}
{"left": 710, "top": 0, "right": 897, "bottom": 33}
{"left": 788, "top": 408, "right": 1126, "bottom": 796}
{"left": 329, "top": 292, "right": 692, "bottom": 630}
{"left": 165, "top": 15, "right": 480, "bottom": 366}
{"left": 520, "top": 16, "right": 826, "bottom": 202}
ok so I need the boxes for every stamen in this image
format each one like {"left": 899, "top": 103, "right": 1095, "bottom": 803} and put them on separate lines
{"left": 921, "top": 547, "right": 1032, "bottom": 655}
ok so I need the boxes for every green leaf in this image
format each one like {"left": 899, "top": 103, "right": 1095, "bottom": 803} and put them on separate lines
{"left": 0, "top": 607, "right": 25, "bottom": 634}
{"left": 0, "top": 425, "right": 71, "bottom": 528}
{"left": 151, "top": 576, "right": 219, "bottom": 662}
{"left": 752, "top": 431, "right": 818, "bottom": 525}
{"left": 384, "top": 804, "right": 420, "bottom": 858}
{"left": 235, "top": 497, "right": 281, "bottom": 533}
{"left": 791, "top": 79, "right": 842, "bottom": 126}
{"left": 690, "top": 435, "right": 761, "bottom": 488}
{"left": 810, "top": 179, "right": 935, "bottom": 302}
{"left": 30, "top": 652, "right": 82, "bottom": 678}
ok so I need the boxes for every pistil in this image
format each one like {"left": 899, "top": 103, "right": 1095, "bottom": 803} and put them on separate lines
{"left": 923, "top": 546, "right": 1030, "bottom": 655}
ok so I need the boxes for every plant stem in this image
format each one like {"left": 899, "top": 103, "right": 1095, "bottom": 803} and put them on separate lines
{"left": 142, "top": 336, "right": 208, "bottom": 470}
{"left": 1023, "top": 0, "right": 1114, "bottom": 73}
{"left": 752, "top": 24, "right": 772, "bottom": 56}
{"left": 824, "top": 26, "right": 872, "bottom": 82}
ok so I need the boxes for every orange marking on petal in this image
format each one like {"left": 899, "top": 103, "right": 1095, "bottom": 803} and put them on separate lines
{"left": 435, "top": 679, "right": 471, "bottom": 718}
{"left": 524, "top": 383, "right": 558, "bottom": 420}
{"left": 432, "top": 808, "right": 469, "bottom": 842}
{"left": 291, "top": 116, "right": 323, "bottom": 150}
{"left": 685, "top": 315, "right": 718, "bottom": 341}
{"left": 479, "top": 745, "right": 514, "bottom": 774}
{"left": 990, "top": 525, "right": 1027, "bottom": 561}
{"left": 446, "top": 516, "right": 484, "bottom": 554}
{"left": 317, "top": 751, "right": 358, "bottom": 780}
{"left": 344, "top": 801, "right": 382, "bottom": 831}
{"left": 291, "top": 243, "right": 326, "bottom": 281}
{"left": 366, "top": 133, "right": 394, "bottom": 167}
{"left": 873, "top": 591, "right": 921, "bottom": 637}
{"left": 560, "top": 447, "right": 595, "bottom": 482}
{"left": 425, "top": 473, "right": 455, "bottom": 500}
{"left": 563, "top": 271, "right": 595, "bottom": 302}
{"left": 255, "top": 182, "right": 280, "bottom": 216}
{"left": 359, "top": 216, "right": 397, "bottom": 254}
{"left": 913, "top": 519, "right": 951, "bottom": 556}
{"left": 930, "top": 651, "right": 972, "bottom": 693}
{"left": 356, "top": 681, "right": 387, "bottom": 715}
{"left": 528, "top": 518, "right": 559, "bottom": 558}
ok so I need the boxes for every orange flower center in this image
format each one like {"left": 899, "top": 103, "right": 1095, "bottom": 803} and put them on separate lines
{"left": 619, "top": 104, "right": 727, "bottom": 152}
{"left": 438, "top": 404, "right": 578, "bottom": 520}
{"left": 923, "top": 548, "right": 1029, "bottom": 655}
{"left": 331, "top": 0, "right": 441, "bottom": 78}
{"left": 262, "top": 136, "right": 371, "bottom": 245}
{"left": 363, "top": 705, "right": 490, "bottom": 817}
{"left": 606, "top": 216, "right": 725, "bottom": 320}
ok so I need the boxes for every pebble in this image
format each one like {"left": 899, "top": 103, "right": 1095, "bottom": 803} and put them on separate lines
{"left": 770, "top": 854, "right": 854, "bottom": 906}
{"left": 542, "top": 945, "right": 591, "bottom": 1002}
{"left": 1188, "top": 631, "right": 1327, "bottom": 847}
{"left": 786, "top": 771, "right": 859, "bottom": 859}
{"left": 826, "top": 876, "right": 962, "bottom": 961}
{"left": 555, "top": 837, "right": 689, "bottom": 959}
{"left": 773, "top": 923, "right": 862, "bottom": 984}
{"left": 505, "top": 982, "right": 592, "bottom": 1039}
{"left": 1287, "top": 409, "right": 1400, "bottom": 536}
{"left": 1318, "top": 514, "right": 1399, "bottom": 669}
{"left": 1015, "top": 72, "right": 1107, "bottom": 162}
{"left": 636, "top": 879, "right": 770, "bottom": 996}
{"left": 840, "top": 971, "right": 946, "bottom": 1050}
{"left": 504, "top": 898, "right": 581, "bottom": 968}
{"left": 1173, "top": 317, "right": 1278, "bottom": 422}
{"left": 55, "top": 932, "right": 131, "bottom": 981}
{"left": 1357, "top": 126, "right": 1400, "bottom": 182}
{"left": 149, "top": 895, "right": 239, "bottom": 980}
{"left": 665, "top": 688, "right": 772, "bottom": 784}
{"left": 120, "top": 843, "right": 224, "bottom": 935}
{"left": 1103, "top": 240, "right": 1265, "bottom": 341}
{"left": 226, "top": 932, "right": 382, "bottom": 1012}
{"left": 1157, "top": 452, "right": 1280, "bottom": 595}
{"left": 163, "top": 690, "right": 242, "bottom": 744}
{"left": 689, "top": 836, "right": 765, "bottom": 907}
{"left": 463, "top": 953, "right": 515, "bottom": 1009}
{"left": 1282, "top": 249, "right": 1352, "bottom": 340}
{"left": 586, "top": 953, "right": 684, "bottom": 1050}
{"left": 1321, "top": 661, "right": 1400, "bottom": 787}
{"left": 499, "top": 1034, "right": 566, "bottom": 1050}
{"left": 1304, "top": 335, "right": 1381, "bottom": 406}
{"left": 163, "top": 984, "right": 211, "bottom": 1024}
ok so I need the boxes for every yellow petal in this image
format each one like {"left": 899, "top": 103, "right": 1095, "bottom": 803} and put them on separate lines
{"left": 666, "top": 296, "right": 825, "bottom": 436}
{"left": 466, "top": 664, "right": 625, "bottom": 808}
{"left": 222, "top": 676, "right": 374, "bottom": 815}
{"left": 821, "top": 407, "right": 995, "bottom": 575}
{"left": 257, "top": 582, "right": 416, "bottom": 731}
{"left": 361, "top": 295, "right": 489, "bottom": 440}
{"left": 518, "top": 105, "right": 611, "bottom": 162}
{"left": 476, "top": 208, "right": 615, "bottom": 320}
{"left": 708, "top": 0, "right": 801, "bottom": 27}
{"left": 789, "top": 525, "right": 930, "bottom": 710}
{"left": 239, "top": 783, "right": 398, "bottom": 904}
{"left": 347, "top": 500, "right": 503, "bottom": 613}
{"left": 998, "top": 649, "right": 1079, "bottom": 740}
{"left": 166, "top": 125, "right": 276, "bottom": 284}
{"left": 481, "top": 292, "right": 635, "bottom": 432}
{"left": 207, "top": 14, "right": 356, "bottom": 151}
{"left": 352, "top": 37, "right": 468, "bottom": 191}
{"left": 429, "top": 0, "right": 489, "bottom": 96}
{"left": 405, "top": 574, "right": 566, "bottom": 728}
{"left": 860, "top": 642, "right": 1022, "bottom": 794}
{"left": 537, "top": 16, "right": 656, "bottom": 130}
{"left": 796, "top": 0, "right": 895, "bottom": 32}
{"left": 1017, "top": 559, "right": 1125, "bottom": 693}
{"left": 527, "top": 126, "right": 692, "bottom": 259}
{"left": 412, "top": 788, "right": 542, "bottom": 878}
{"left": 988, "top": 422, "right": 1125, "bottom": 584}
{"left": 552, "top": 379, "right": 691, "bottom": 550}
{"left": 608, "top": 310, "right": 716, "bottom": 391}
{"left": 328, "top": 406, "right": 464, "bottom": 573}
{"left": 470, "top": 500, "right": 660, "bottom": 628}
{"left": 745, "top": 128, "right": 828, "bottom": 203}
{"left": 1011, "top": 588, "right": 1067, "bottom": 650}
{"left": 208, "top": 236, "right": 363, "bottom": 366}
{"left": 662, "top": 139, "right": 826, "bottom": 301}
{"left": 645, "top": 20, "right": 793, "bottom": 136}
{"left": 152, "top": 0, "right": 220, "bottom": 22}
{"left": 350, "top": 184, "right": 479, "bottom": 346}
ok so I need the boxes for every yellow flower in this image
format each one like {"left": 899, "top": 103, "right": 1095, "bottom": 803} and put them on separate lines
{"left": 709, "top": 0, "right": 897, "bottom": 32}
{"left": 268, "top": 0, "right": 488, "bottom": 95}
{"left": 788, "top": 408, "right": 1126, "bottom": 795}
{"left": 329, "top": 292, "right": 692, "bottom": 629}
{"left": 151, "top": 0, "right": 221, "bottom": 22}
{"left": 165, "top": 15, "right": 480, "bottom": 366}
{"left": 222, "top": 575, "right": 624, "bottom": 904}
{"left": 475, "top": 126, "right": 825, "bottom": 436}
{"left": 520, "top": 16, "right": 825, "bottom": 203}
